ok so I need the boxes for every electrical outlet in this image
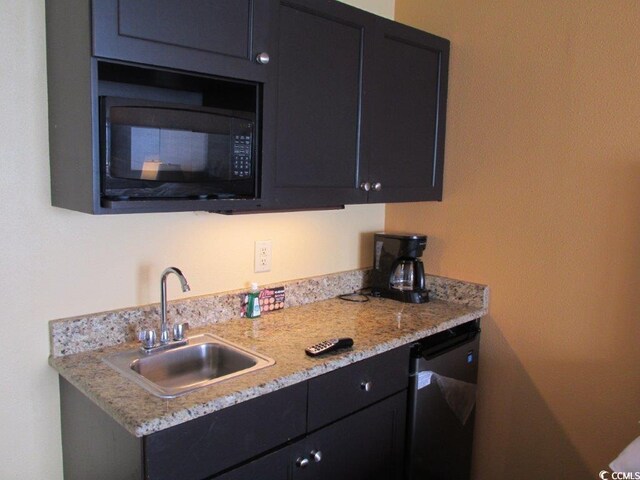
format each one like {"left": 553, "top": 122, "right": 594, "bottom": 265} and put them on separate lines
{"left": 254, "top": 240, "right": 272, "bottom": 273}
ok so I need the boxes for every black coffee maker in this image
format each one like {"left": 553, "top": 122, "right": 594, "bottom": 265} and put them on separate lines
{"left": 371, "top": 232, "right": 429, "bottom": 303}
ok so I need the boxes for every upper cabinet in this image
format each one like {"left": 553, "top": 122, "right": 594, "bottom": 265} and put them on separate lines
{"left": 267, "top": 0, "right": 449, "bottom": 209}
{"left": 267, "top": 0, "right": 372, "bottom": 208}
{"left": 92, "top": 0, "right": 274, "bottom": 82}
{"left": 45, "top": 0, "right": 449, "bottom": 214}
{"left": 366, "top": 17, "right": 449, "bottom": 203}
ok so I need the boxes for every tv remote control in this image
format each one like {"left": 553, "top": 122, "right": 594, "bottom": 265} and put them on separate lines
{"left": 305, "top": 337, "right": 354, "bottom": 357}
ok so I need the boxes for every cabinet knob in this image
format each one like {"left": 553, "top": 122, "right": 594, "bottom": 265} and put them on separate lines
{"left": 311, "top": 450, "right": 323, "bottom": 463}
{"left": 360, "top": 181, "right": 371, "bottom": 192}
{"left": 256, "top": 52, "right": 270, "bottom": 64}
{"left": 360, "top": 381, "right": 373, "bottom": 392}
{"left": 296, "top": 457, "right": 310, "bottom": 469}
{"left": 372, "top": 182, "right": 382, "bottom": 192}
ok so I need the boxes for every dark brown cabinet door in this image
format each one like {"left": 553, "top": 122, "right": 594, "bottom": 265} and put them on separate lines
{"left": 211, "top": 444, "right": 297, "bottom": 480}
{"left": 267, "top": 0, "right": 373, "bottom": 208}
{"left": 291, "top": 391, "right": 407, "bottom": 480}
{"left": 92, "top": 0, "right": 275, "bottom": 82}
{"left": 365, "top": 17, "right": 450, "bottom": 203}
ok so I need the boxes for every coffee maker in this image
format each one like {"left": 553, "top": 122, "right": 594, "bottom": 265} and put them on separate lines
{"left": 371, "top": 232, "right": 429, "bottom": 303}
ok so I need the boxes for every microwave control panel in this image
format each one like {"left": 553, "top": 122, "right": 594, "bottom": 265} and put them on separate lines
{"left": 231, "top": 134, "right": 252, "bottom": 179}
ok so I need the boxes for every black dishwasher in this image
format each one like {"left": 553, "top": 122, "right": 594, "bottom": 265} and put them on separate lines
{"left": 406, "top": 320, "right": 481, "bottom": 480}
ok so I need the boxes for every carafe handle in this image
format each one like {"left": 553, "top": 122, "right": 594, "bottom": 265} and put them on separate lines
{"left": 415, "top": 259, "right": 426, "bottom": 291}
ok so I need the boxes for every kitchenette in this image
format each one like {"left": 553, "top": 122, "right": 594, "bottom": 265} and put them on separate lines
{"left": 42, "top": 1, "right": 482, "bottom": 479}
{"left": 49, "top": 267, "right": 488, "bottom": 479}
{"left": 4, "top": 0, "right": 637, "bottom": 478}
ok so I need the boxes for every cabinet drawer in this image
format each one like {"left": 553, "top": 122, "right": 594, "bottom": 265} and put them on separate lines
{"left": 144, "top": 382, "right": 307, "bottom": 480}
{"left": 307, "top": 346, "right": 410, "bottom": 431}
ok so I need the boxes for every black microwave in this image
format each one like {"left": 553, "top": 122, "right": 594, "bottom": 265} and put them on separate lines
{"left": 100, "top": 97, "right": 256, "bottom": 201}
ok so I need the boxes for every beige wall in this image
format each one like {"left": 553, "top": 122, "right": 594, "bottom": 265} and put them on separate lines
{"left": 0, "top": 1, "right": 393, "bottom": 478}
{"left": 390, "top": 0, "right": 640, "bottom": 477}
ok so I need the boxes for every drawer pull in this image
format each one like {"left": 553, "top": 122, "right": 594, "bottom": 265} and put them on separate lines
{"left": 360, "top": 381, "right": 373, "bottom": 392}
{"left": 311, "top": 449, "right": 323, "bottom": 463}
{"left": 256, "top": 52, "right": 270, "bottom": 65}
{"left": 296, "top": 457, "right": 309, "bottom": 469}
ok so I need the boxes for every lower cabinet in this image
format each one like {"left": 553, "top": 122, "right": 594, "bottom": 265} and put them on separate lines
{"left": 214, "top": 391, "right": 407, "bottom": 480}
{"left": 59, "top": 379, "right": 308, "bottom": 480}
{"left": 59, "top": 346, "right": 410, "bottom": 480}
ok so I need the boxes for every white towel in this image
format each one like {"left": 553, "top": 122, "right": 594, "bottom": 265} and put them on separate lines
{"left": 415, "top": 371, "right": 477, "bottom": 425}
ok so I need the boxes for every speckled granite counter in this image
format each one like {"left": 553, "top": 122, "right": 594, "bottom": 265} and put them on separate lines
{"left": 49, "top": 270, "right": 488, "bottom": 437}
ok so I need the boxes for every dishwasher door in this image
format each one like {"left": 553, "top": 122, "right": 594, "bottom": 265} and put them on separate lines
{"left": 406, "top": 320, "right": 480, "bottom": 480}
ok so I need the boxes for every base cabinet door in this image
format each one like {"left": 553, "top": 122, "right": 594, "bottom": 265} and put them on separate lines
{"left": 294, "top": 391, "right": 407, "bottom": 480}
{"left": 210, "top": 444, "right": 297, "bottom": 480}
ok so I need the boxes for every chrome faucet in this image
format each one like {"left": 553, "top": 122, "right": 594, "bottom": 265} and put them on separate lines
{"left": 159, "top": 267, "right": 190, "bottom": 344}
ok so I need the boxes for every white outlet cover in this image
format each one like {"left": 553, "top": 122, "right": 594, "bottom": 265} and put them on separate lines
{"left": 254, "top": 240, "right": 272, "bottom": 273}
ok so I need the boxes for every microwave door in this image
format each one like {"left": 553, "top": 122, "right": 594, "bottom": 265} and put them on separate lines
{"left": 102, "top": 97, "right": 256, "bottom": 200}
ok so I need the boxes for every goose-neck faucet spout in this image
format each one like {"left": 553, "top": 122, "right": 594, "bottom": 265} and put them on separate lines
{"left": 160, "top": 267, "right": 190, "bottom": 344}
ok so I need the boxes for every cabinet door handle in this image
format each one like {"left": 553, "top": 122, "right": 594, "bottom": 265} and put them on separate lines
{"left": 360, "top": 381, "right": 373, "bottom": 392}
{"left": 296, "top": 457, "right": 310, "bottom": 468}
{"left": 256, "top": 52, "right": 270, "bottom": 64}
{"left": 360, "top": 181, "right": 371, "bottom": 191}
{"left": 310, "top": 450, "right": 323, "bottom": 463}
{"left": 372, "top": 182, "right": 382, "bottom": 192}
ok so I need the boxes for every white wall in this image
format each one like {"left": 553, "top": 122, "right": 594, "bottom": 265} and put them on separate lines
{"left": 0, "top": 1, "right": 393, "bottom": 478}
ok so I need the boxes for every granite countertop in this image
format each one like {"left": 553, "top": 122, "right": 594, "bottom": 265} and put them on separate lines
{"left": 49, "top": 297, "right": 485, "bottom": 437}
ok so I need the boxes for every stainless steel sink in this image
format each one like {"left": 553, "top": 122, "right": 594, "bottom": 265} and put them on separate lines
{"left": 104, "top": 334, "right": 275, "bottom": 398}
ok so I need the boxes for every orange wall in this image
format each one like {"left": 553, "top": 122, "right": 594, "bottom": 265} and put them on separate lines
{"left": 390, "top": 1, "right": 640, "bottom": 477}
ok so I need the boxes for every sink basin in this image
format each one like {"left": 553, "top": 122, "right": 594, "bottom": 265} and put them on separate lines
{"left": 104, "top": 333, "right": 275, "bottom": 398}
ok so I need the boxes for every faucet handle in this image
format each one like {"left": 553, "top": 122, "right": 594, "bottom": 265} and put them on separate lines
{"left": 138, "top": 329, "right": 157, "bottom": 350}
{"left": 173, "top": 322, "right": 189, "bottom": 341}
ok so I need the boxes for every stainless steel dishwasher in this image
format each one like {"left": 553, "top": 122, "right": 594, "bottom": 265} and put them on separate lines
{"left": 406, "top": 320, "right": 481, "bottom": 480}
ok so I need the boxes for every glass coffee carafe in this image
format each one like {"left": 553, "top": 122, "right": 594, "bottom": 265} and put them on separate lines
{"left": 390, "top": 258, "right": 426, "bottom": 291}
